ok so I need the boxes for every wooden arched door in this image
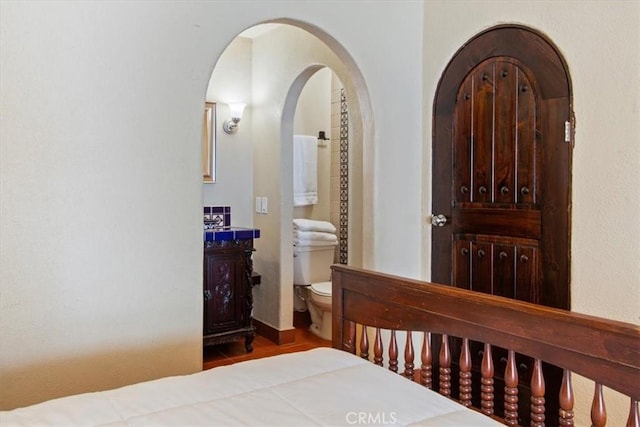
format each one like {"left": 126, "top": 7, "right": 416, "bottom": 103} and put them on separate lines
{"left": 431, "top": 25, "right": 573, "bottom": 425}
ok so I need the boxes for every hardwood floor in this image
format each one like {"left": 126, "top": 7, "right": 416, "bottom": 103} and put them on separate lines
{"left": 203, "top": 326, "right": 331, "bottom": 370}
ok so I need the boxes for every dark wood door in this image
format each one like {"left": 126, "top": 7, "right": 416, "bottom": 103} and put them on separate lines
{"left": 432, "top": 25, "right": 573, "bottom": 425}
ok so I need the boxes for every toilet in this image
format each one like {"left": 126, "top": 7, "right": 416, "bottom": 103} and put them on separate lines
{"left": 293, "top": 245, "right": 335, "bottom": 340}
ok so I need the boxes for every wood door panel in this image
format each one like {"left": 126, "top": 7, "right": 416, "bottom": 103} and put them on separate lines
{"left": 453, "top": 238, "right": 538, "bottom": 302}
{"left": 433, "top": 27, "right": 570, "bottom": 116}
{"left": 494, "top": 62, "right": 517, "bottom": 205}
{"left": 473, "top": 62, "right": 495, "bottom": 204}
{"left": 471, "top": 241, "right": 492, "bottom": 294}
{"left": 453, "top": 207, "right": 541, "bottom": 239}
{"left": 493, "top": 244, "right": 515, "bottom": 299}
{"left": 454, "top": 58, "right": 540, "bottom": 207}
{"left": 538, "top": 97, "right": 572, "bottom": 310}
{"left": 452, "top": 239, "right": 471, "bottom": 289}
{"left": 515, "top": 246, "right": 538, "bottom": 303}
{"left": 453, "top": 78, "right": 473, "bottom": 204}
{"left": 516, "top": 68, "right": 538, "bottom": 205}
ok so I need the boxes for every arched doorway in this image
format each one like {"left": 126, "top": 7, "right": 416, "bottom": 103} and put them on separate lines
{"left": 431, "top": 24, "right": 573, "bottom": 425}
{"left": 205, "top": 21, "right": 375, "bottom": 343}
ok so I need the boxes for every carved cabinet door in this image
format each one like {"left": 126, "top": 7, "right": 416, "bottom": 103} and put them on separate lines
{"left": 203, "top": 248, "right": 247, "bottom": 335}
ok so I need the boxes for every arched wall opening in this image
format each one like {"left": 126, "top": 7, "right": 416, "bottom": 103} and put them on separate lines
{"left": 205, "top": 20, "right": 374, "bottom": 339}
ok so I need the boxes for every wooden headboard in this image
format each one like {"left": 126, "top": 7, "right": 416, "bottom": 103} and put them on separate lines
{"left": 331, "top": 264, "right": 639, "bottom": 426}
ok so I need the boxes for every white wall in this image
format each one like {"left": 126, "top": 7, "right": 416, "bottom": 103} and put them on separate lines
{"left": 422, "top": 1, "right": 640, "bottom": 424}
{"left": 0, "top": 0, "right": 424, "bottom": 409}
{"left": 0, "top": 1, "right": 208, "bottom": 410}
{"left": 203, "top": 37, "right": 254, "bottom": 227}
{"left": 293, "top": 67, "right": 333, "bottom": 222}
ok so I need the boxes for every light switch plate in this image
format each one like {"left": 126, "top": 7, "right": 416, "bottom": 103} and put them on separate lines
{"left": 260, "top": 197, "right": 268, "bottom": 214}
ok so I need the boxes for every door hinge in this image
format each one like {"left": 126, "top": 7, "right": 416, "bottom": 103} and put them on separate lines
{"left": 564, "top": 121, "right": 571, "bottom": 143}
{"left": 565, "top": 114, "right": 576, "bottom": 145}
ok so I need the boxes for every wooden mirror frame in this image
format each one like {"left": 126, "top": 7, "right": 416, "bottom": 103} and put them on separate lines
{"left": 203, "top": 102, "right": 216, "bottom": 183}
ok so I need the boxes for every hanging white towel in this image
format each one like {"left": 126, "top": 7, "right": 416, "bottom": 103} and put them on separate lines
{"left": 293, "top": 134, "right": 318, "bottom": 206}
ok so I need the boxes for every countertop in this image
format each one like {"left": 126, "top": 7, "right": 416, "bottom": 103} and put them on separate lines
{"left": 203, "top": 227, "right": 260, "bottom": 242}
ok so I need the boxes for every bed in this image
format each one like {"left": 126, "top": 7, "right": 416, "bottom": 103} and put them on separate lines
{"left": 1, "top": 265, "right": 638, "bottom": 426}
{"left": 0, "top": 347, "right": 501, "bottom": 426}
{"left": 331, "top": 265, "right": 640, "bottom": 426}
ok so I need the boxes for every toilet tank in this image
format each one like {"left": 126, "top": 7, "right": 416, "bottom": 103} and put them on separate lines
{"left": 293, "top": 245, "right": 336, "bottom": 285}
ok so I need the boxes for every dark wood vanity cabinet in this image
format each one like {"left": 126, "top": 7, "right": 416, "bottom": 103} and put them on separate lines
{"left": 203, "top": 238, "right": 256, "bottom": 352}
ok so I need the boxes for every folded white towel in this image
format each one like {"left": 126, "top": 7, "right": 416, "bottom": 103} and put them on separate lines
{"left": 293, "top": 239, "right": 338, "bottom": 247}
{"left": 293, "top": 134, "right": 318, "bottom": 206}
{"left": 293, "top": 219, "right": 336, "bottom": 233}
{"left": 293, "top": 230, "right": 338, "bottom": 242}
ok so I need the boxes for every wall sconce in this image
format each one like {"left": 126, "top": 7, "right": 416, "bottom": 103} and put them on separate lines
{"left": 223, "top": 103, "right": 246, "bottom": 134}
{"left": 318, "top": 131, "right": 329, "bottom": 147}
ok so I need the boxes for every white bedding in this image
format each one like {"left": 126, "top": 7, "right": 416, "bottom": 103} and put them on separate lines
{"left": 1, "top": 348, "right": 501, "bottom": 426}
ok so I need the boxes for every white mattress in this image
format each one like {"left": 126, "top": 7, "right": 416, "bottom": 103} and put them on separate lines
{"left": 1, "top": 348, "right": 502, "bottom": 426}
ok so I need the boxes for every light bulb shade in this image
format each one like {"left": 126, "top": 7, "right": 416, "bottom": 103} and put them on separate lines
{"left": 223, "top": 103, "right": 246, "bottom": 134}
{"left": 228, "top": 103, "right": 246, "bottom": 120}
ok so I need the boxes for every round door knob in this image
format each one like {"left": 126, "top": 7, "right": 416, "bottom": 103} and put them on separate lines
{"left": 431, "top": 214, "right": 448, "bottom": 227}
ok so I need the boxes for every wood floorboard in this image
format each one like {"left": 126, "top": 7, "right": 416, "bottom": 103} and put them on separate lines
{"left": 203, "top": 327, "right": 331, "bottom": 370}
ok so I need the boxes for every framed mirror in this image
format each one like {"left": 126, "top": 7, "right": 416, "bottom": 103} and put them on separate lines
{"left": 203, "top": 102, "right": 216, "bottom": 183}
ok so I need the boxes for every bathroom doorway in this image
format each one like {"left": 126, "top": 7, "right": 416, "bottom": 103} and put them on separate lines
{"left": 292, "top": 68, "right": 349, "bottom": 265}
{"left": 291, "top": 67, "right": 349, "bottom": 329}
{"left": 204, "top": 22, "right": 372, "bottom": 343}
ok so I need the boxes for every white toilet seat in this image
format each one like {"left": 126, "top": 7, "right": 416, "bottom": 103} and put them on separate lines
{"left": 310, "top": 281, "right": 332, "bottom": 296}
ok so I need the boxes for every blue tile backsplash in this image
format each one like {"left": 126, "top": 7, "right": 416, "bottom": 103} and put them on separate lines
{"left": 203, "top": 205, "right": 259, "bottom": 241}
{"left": 203, "top": 206, "right": 231, "bottom": 229}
